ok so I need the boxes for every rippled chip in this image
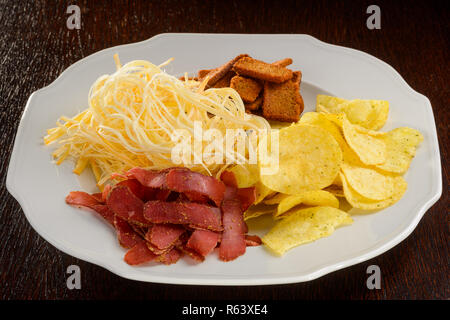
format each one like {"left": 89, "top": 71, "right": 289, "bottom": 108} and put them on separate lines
{"left": 276, "top": 190, "right": 339, "bottom": 218}
{"left": 341, "top": 163, "right": 402, "bottom": 201}
{"left": 342, "top": 116, "right": 386, "bottom": 165}
{"left": 262, "top": 206, "right": 353, "bottom": 255}
{"left": 340, "top": 173, "right": 407, "bottom": 210}
{"left": 317, "top": 95, "right": 389, "bottom": 130}
{"left": 375, "top": 127, "right": 423, "bottom": 174}
{"left": 254, "top": 181, "right": 275, "bottom": 204}
{"left": 260, "top": 124, "right": 342, "bottom": 194}
{"left": 228, "top": 164, "right": 260, "bottom": 188}
{"left": 323, "top": 184, "right": 345, "bottom": 197}
{"left": 244, "top": 202, "right": 276, "bottom": 221}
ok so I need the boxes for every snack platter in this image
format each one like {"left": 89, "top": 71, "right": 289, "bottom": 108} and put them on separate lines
{"left": 6, "top": 34, "right": 441, "bottom": 285}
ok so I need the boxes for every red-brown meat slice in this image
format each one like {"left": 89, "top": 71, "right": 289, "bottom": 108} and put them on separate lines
{"left": 219, "top": 186, "right": 247, "bottom": 261}
{"left": 66, "top": 191, "right": 100, "bottom": 209}
{"left": 237, "top": 187, "right": 256, "bottom": 212}
{"left": 156, "top": 247, "right": 183, "bottom": 265}
{"left": 126, "top": 167, "right": 168, "bottom": 189}
{"left": 106, "top": 185, "right": 149, "bottom": 227}
{"left": 143, "top": 201, "right": 223, "bottom": 231}
{"left": 245, "top": 234, "right": 262, "bottom": 247}
{"left": 166, "top": 169, "right": 226, "bottom": 207}
{"left": 186, "top": 229, "right": 220, "bottom": 257}
{"left": 66, "top": 191, "right": 115, "bottom": 225}
{"left": 114, "top": 216, "right": 142, "bottom": 249}
{"left": 124, "top": 241, "right": 157, "bottom": 265}
{"left": 145, "top": 224, "right": 185, "bottom": 250}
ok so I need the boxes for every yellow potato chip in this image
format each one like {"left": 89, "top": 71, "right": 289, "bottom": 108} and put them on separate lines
{"left": 244, "top": 203, "right": 276, "bottom": 221}
{"left": 299, "top": 112, "right": 362, "bottom": 165}
{"left": 262, "top": 206, "right": 353, "bottom": 255}
{"left": 342, "top": 116, "right": 386, "bottom": 165}
{"left": 276, "top": 190, "right": 339, "bottom": 217}
{"left": 316, "top": 95, "right": 347, "bottom": 113}
{"left": 228, "top": 164, "right": 260, "bottom": 188}
{"left": 254, "top": 181, "right": 275, "bottom": 204}
{"left": 341, "top": 99, "right": 389, "bottom": 130}
{"left": 375, "top": 127, "right": 423, "bottom": 174}
{"left": 317, "top": 95, "right": 389, "bottom": 130}
{"left": 263, "top": 193, "right": 289, "bottom": 205}
{"left": 323, "top": 184, "right": 345, "bottom": 197}
{"left": 341, "top": 163, "right": 400, "bottom": 200}
{"left": 260, "top": 124, "right": 343, "bottom": 194}
{"left": 340, "top": 172, "right": 407, "bottom": 210}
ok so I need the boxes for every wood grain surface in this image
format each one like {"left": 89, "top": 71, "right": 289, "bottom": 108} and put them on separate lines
{"left": 0, "top": 0, "right": 448, "bottom": 300}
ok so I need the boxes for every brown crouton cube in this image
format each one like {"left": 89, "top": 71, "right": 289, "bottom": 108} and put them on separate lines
{"left": 232, "top": 57, "right": 293, "bottom": 83}
{"left": 205, "top": 54, "right": 249, "bottom": 87}
{"left": 212, "top": 71, "right": 236, "bottom": 88}
{"left": 262, "top": 79, "right": 303, "bottom": 122}
{"left": 272, "top": 58, "right": 293, "bottom": 67}
{"left": 230, "top": 76, "right": 262, "bottom": 103}
{"left": 244, "top": 95, "right": 263, "bottom": 111}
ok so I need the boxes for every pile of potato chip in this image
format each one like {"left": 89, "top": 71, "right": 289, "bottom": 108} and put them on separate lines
{"left": 229, "top": 95, "right": 423, "bottom": 255}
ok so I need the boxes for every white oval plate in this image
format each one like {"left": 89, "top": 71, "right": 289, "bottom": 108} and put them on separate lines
{"left": 6, "top": 34, "right": 442, "bottom": 285}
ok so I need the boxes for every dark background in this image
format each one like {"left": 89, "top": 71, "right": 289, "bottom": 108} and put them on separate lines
{"left": 0, "top": 0, "right": 448, "bottom": 300}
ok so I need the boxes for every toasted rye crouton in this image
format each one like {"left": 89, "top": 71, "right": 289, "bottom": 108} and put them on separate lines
{"left": 291, "top": 71, "right": 302, "bottom": 85}
{"left": 212, "top": 70, "right": 236, "bottom": 88}
{"left": 206, "top": 54, "right": 249, "bottom": 87}
{"left": 244, "top": 95, "right": 263, "bottom": 111}
{"left": 272, "top": 58, "right": 293, "bottom": 67}
{"left": 232, "top": 57, "right": 293, "bottom": 83}
{"left": 198, "top": 69, "right": 215, "bottom": 80}
{"left": 262, "top": 79, "right": 303, "bottom": 122}
{"left": 230, "top": 76, "right": 262, "bottom": 103}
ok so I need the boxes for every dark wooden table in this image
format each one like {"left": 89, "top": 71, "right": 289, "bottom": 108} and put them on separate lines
{"left": 0, "top": 0, "right": 448, "bottom": 300}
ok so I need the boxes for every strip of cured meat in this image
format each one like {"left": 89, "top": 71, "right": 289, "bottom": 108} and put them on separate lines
{"left": 145, "top": 224, "right": 185, "bottom": 250}
{"left": 186, "top": 229, "right": 220, "bottom": 257}
{"left": 124, "top": 241, "right": 157, "bottom": 265}
{"left": 114, "top": 216, "right": 142, "bottom": 249}
{"left": 106, "top": 185, "right": 149, "bottom": 227}
{"left": 143, "top": 201, "right": 223, "bottom": 231}
{"left": 66, "top": 191, "right": 115, "bottom": 225}
{"left": 219, "top": 187, "right": 247, "bottom": 261}
{"left": 166, "top": 169, "right": 226, "bottom": 206}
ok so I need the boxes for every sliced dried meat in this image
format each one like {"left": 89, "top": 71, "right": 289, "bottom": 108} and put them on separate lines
{"left": 156, "top": 247, "right": 183, "bottom": 265}
{"left": 66, "top": 191, "right": 115, "bottom": 225}
{"left": 166, "top": 168, "right": 226, "bottom": 207}
{"left": 124, "top": 241, "right": 157, "bottom": 265}
{"left": 237, "top": 187, "right": 256, "bottom": 212}
{"left": 143, "top": 201, "right": 223, "bottom": 231}
{"left": 126, "top": 167, "right": 168, "bottom": 189}
{"left": 116, "top": 179, "right": 145, "bottom": 200}
{"left": 245, "top": 234, "right": 262, "bottom": 247}
{"left": 66, "top": 191, "right": 100, "bottom": 209}
{"left": 91, "top": 204, "right": 115, "bottom": 225}
{"left": 114, "top": 216, "right": 142, "bottom": 249}
{"left": 177, "top": 243, "right": 205, "bottom": 262}
{"left": 219, "top": 186, "right": 247, "bottom": 261}
{"left": 106, "top": 185, "right": 149, "bottom": 226}
{"left": 220, "top": 170, "right": 238, "bottom": 188}
{"left": 186, "top": 229, "right": 220, "bottom": 257}
{"left": 146, "top": 224, "right": 185, "bottom": 250}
